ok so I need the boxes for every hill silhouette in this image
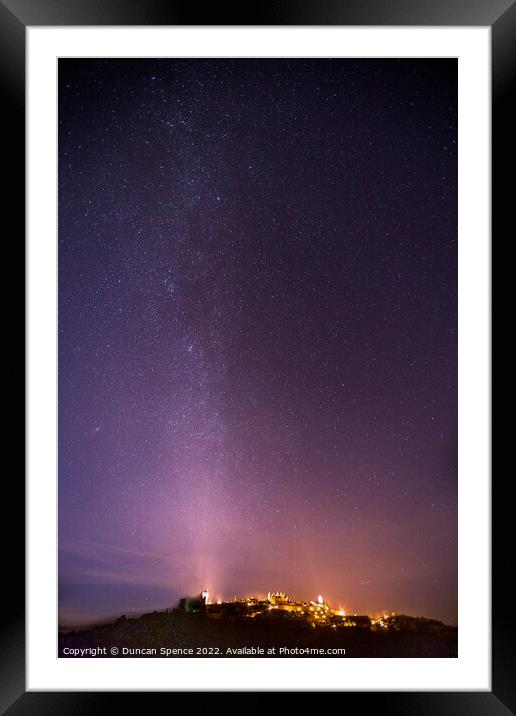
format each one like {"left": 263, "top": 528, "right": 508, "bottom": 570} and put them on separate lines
{"left": 59, "top": 609, "right": 457, "bottom": 658}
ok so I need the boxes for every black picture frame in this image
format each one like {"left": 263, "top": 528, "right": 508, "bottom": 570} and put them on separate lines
{"left": 6, "top": 0, "right": 507, "bottom": 709}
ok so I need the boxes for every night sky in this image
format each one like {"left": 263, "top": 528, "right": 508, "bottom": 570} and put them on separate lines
{"left": 58, "top": 59, "right": 457, "bottom": 627}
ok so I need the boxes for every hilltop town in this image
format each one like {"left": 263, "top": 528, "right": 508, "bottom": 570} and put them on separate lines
{"left": 180, "top": 589, "right": 374, "bottom": 629}
{"left": 59, "top": 589, "right": 457, "bottom": 658}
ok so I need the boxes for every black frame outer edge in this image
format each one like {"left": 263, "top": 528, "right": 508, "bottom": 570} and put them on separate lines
{"left": 1, "top": 0, "right": 511, "bottom": 712}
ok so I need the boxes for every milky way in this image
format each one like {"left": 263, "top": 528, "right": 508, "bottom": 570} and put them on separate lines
{"left": 58, "top": 59, "right": 457, "bottom": 626}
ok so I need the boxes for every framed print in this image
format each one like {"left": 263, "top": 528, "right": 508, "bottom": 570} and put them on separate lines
{"left": 7, "top": 0, "right": 508, "bottom": 708}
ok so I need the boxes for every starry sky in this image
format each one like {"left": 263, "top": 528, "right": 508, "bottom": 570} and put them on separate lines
{"left": 58, "top": 59, "right": 457, "bottom": 627}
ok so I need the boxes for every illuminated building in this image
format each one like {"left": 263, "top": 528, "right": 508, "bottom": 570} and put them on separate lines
{"left": 267, "top": 592, "right": 290, "bottom": 605}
